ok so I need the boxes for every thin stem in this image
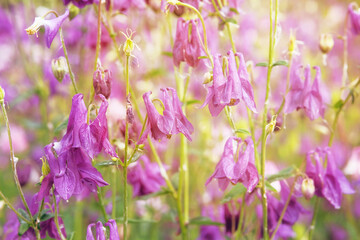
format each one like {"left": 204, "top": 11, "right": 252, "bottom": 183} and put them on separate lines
{"left": 123, "top": 54, "right": 130, "bottom": 240}
{"left": 260, "top": 0, "right": 278, "bottom": 238}
{"left": 74, "top": 200, "right": 84, "bottom": 240}
{"left": 308, "top": 197, "right": 320, "bottom": 240}
{"left": 97, "top": 187, "right": 109, "bottom": 222}
{"left": 53, "top": 190, "right": 66, "bottom": 240}
{"left": 112, "top": 167, "right": 117, "bottom": 220}
{"left": 236, "top": 194, "right": 246, "bottom": 240}
{"left": 59, "top": 28, "right": 78, "bottom": 94}
{"left": 0, "top": 101, "right": 33, "bottom": 220}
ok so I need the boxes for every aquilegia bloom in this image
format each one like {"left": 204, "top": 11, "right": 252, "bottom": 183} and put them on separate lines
{"left": 140, "top": 87, "right": 194, "bottom": 142}
{"left": 305, "top": 147, "right": 355, "bottom": 209}
{"left": 26, "top": 9, "right": 69, "bottom": 48}
{"left": 63, "top": 0, "right": 93, "bottom": 8}
{"left": 201, "top": 51, "right": 257, "bottom": 117}
{"left": 206, "top": 136, "right": 259, "bottom": 192}
{"left": 348, "top": 3, "right": 360, "bottom": 35}
{"left": 285, "top": 65, "right": 325, "bottom": 120}
{"left": 127, "top": 155, "right": 166, "bottom": 197}
{"left": 87, "top": 219, "right": 120, "bottom": 240}
{"left": 173, "top": 18, "right": 203, "bottom": 67}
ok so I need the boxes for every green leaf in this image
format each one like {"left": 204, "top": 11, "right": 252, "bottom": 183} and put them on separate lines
{"left": 17, "top": 208, "right": 31, "bottom": 222}
{"left": 265, "top": 181, "right": 278, "bottom": 192}
{"left": 95, "top": 160, "right": 117, "bottom": 167}
{"left": 235, "top": 129, "right": 250, "bottom": 135}
{"left": 256, "top": 62, "right": 268, "bottom": 67}
{"left": 185, "top": 99, "right": 201, "bottom": 106}
{"left": 224, "top": 18, "right": 237, "bottom": 25}
{"left": 272, "top": 60, "right": 288, "bottom": 67}
{"left": 189, "top": 216, "right": 224, "bottom": 226}
{"left": 54, "top": 118, "right": 69, "bottom": 135}
{"left": 333, "top": 100, "right": 344, "bottom": 109}
{"left": 229, "top": 7, "right": 240, "bottom": 14}
{"left": 136, "top": 188, "right": 171, "bottom": 200}
{"left": 221, "top": 184, "right": 247, "bottom": 204}
{"left": 162, "top": 51, "right": 173, "bottom": 57}
{"left": 266, "top": 166, "right": 295, "bottom": 183}
{"left": 67, "top": 232, "right": 75, "bottom": 240}
{"left": 40, "top": 212, "right": 55, "bottom": 222}
{"left": 18, "top": 222, "right": 30, "bottom": 236}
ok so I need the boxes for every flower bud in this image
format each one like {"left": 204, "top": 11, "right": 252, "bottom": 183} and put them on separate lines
{"left": 0, "top": 85, "right": 5, "bottom": 101}
{"left": 93, "top": 67, "right": 112, "bottom": 99}
{"left": 301, "top": 178, "right": 315, "bottom": 200}
{"left": 69, "top": 4, "right": 80, "bottom": 20}
{"left": 319, "top": 34, "right": 334, "bottom": 54}
{"left": 51, "top": 57, "right": 68, "bottom": 82}
{"left": 288, "top": 32, "right": 296, "bottom": 54}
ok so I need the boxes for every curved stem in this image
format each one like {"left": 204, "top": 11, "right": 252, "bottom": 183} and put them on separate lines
{"left": 97, "top": 187, "right": 109, "bottom": 222}
{"left": 59, "top": 28, "right": 78, "bottom": 94}
{"left": 0, "top": 101, "right": 33, "bottom": 221}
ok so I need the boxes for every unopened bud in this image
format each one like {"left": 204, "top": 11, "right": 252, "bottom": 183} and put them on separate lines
{"left": 93, "top": 67, "right": 112, "bottom": 99}
{"left": 0, "top": 86, "right": 5, "bottom": 101}
{"left": 265, "top": 115, "right": 277, "bottom": 135}
{"left": 69, "top": 4, "right": 80, "bottom": 20}
{"left": 319, "top": 34, "right": 334, "bottom": 54}
{"left": 301, "top": 178, "right": 315, "bottom": 200}
{"left": 126, "top": 95, "right": 134, "bottom": 124}
{"left": 288, "top": 32, "right": 296, "bottom": 54}
{"left": 51, "top": 57, "right": 68, "bottom": 82}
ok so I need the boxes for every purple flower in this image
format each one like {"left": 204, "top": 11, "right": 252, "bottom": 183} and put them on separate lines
{"left": 285, "top": 65, "right": 325, "bottom": 120}
{"left": 93, "top": 65, "right": 112, "bottom": 99}
{"left": 173, "top": 18, "right": 203, "bottom": 67}
{"left": 198, "top": 205, "right": 224, "bottom": 240}
{"left": 25, "top": 9, "right": 69, "bottom": 48}
{"left": 305, "top": 147, "right": 355, "bottom": 209}
{"left": 60, "top": 94, "right": 117, "bottom": 159}
{"left": 140, "top": 88, "right": 194, "bottom": 142}
{"left": 127, "top": 155, "right": 166, "bottom": 197}
{"left": 87, "top": 219, "right": 120, "bottom": 240}
{"left": 223, "top": 203, "right": 240, "bottom": 236}
{"left": 201, "top": 51, "right": 257, "bottom": 117}
{"left": 63, "top": 0, "right": 94, "bottom": 8}
{"left": 206, "top": 137, "right": 259, "bottom": 192}
{"left": 348, "top": 3, "right": 360, "bottom": 35}
{"left": 39, "top": 144, "right": 108, "bottom": 200}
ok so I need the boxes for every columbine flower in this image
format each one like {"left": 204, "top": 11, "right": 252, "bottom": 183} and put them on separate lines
{"left": 173, "top": 18, "right": 203, "bottom": 67}
{"left": 127, "top": 155, "right": 166, "bottom": 197}
{"left": 87, "top": 219, "right": 120, "bottom": 240}
{"left": 26, "top": 9, "right": 69, "bottom": 48}
{"left": 285, "top": 65, "right": 325, "bottom": 120}
{"left": 63, "top": 0, "right": 94, "bottom": 8}
{"left": 38, "top": 144, "right": 108, "bottom": 200}
{"left": 348, "top": 3, "right": 360, "bottom": 35}
{"left": 224, "top": 203, "right": 240, "bottom": 236}
{"left": 140, "top": 87, "right": 194, "bottom": 142}
{"left": 201, "top": 51, "right": 257, "bottom": 117}
{"left": 305, "top": 147, "right": 355, "bottom": 209}
{"left": 206, "top": 137, "right": 259, "bottom": 192}
{"left": 60, "top": 94, "right": 117, "bottom": 159}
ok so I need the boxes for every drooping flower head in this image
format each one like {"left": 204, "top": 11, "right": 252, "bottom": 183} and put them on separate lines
{"left": 140, "top": 87, "right": 194, "bottom": 142}
{"left": 26, "top": 9, "right": 69, "bottom": 48}
{"left": 173, "top": 18, "right": 204, "bottom": 67}
{"left": 127, "top": 155, "right": 166, "bottom": 197}
{"left": 87, "top": 219, "right": 120, "bottom": 240}
{"left": 93, "top": 63, "right": 112, "bottom": 99}
{"left": 206, "top": 137, "right": 259, "bottom": 192}
{"left": 285, "top": 65, "right": 325, "bottom": 120}
{"left": 348, "top": 3, "right": 360, "bottom": 35}
{"left": 201, "top": 51, "right": 257, "bottom": 117}
{"left": 305, "top": 147, "right": 355, "bottom": 209}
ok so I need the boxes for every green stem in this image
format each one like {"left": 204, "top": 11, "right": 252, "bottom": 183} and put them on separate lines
{"left": 97, "top": 187, "right": 109, "bottom": 222}
{"left": 75, "top": 200, "right": 84, "bottom": 240}
{"left": 260, "top": 0, "right": 278, "bottom": 239}
{"left": 0, "top": 101, "right": 33, "bottom": 221}
{"left": 53, "top": 189, "right": 66, "bottom": 240}
{"left": 123, "top": 54, "right": 130, "bottom": 240}
{"left": 59, "top": 28, "right": 78, "bottom": 94}
{"left": 0, "top": 190, "right": 31, "bottom": 224}
{"left": 236, "top": 194, "right": 246, "bottom": 240}
{"left": 112, "top": 166, "right": 117, "bottom": 220}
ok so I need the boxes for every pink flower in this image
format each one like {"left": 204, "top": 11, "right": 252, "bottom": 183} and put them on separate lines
{"left": 285, "top": 65, "right": 325, "bottom": 120}
{"left": 140, "top": 88, "right": 194, "bottom": 142}
{"left": 201, "top": 51, "right": 257, "bottom": 117}
{"left": 206, "top": 137, "right": 259, "bottom": 192}
{"left": 348, "top": 3, "right": 360, "bottom": 35}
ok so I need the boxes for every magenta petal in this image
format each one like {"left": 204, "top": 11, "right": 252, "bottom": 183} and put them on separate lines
{"left": 96, "top": 221, "right": 106, "bottom": 240}
{"left": 54, "top": 168, "right": 76, "bottom": 200}
{"left": 173, "top": 18, "right": 186, "bottom": 67}
{"left": 184, "top": 19, "right": 202, "bottom": 67}
{"left": 44, "top": 9, "right": 69, "bottom": 48}
{"left": 105, "top": 219, "right": 120, "bottom": 240}
{"left": 322, "top": 174, "right": 342, "bottom": 209}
